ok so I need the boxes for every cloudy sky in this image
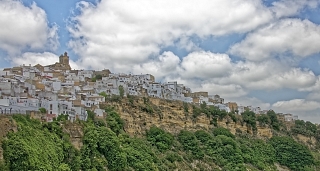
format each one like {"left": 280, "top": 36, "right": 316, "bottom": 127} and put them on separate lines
{"left": 1, "top": 0, "right": 320, "bottom": 122}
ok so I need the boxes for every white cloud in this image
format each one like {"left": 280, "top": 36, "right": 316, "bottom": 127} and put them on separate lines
{"left": 68, "top": 0, "right": 273, "bottom": 70}
{"left": 0, "top": 0, "right": 59, "bottom": 54}
{"left": 179, "top": 51, "right": 233, "bottom": 79}
{"left": 271, "top": 0, "right": 320, "bottom": 18}
{"left": 132, "top": 51, "right": 181, "bottom": 79}
{"left": 231, "top": 97, "right": 271, "bottom": 109}
{"left": 130, "top": 50, "right": 319, "bottom": 95}
{"left": 272, "top": 99, "right": 320, "bottom": 112}
{"left": 11, "top": 52, "right": 80, "bottom": 70}
{"left": 229, "top": 19, "right": 320, "bottom": 61}
{"left": 193, "top": 82, "right": 248, "bottom": 98}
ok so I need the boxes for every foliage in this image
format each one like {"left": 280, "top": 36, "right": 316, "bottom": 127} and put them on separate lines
{"left": 95, "top": 74, "right": 102, "bottom": 80}
{"left": 292, "top": 120, "right": 317, "bottom": 137}
{"left": 178, "top": 130, "right": 204, "bottom": 159}
{"left": 239, "top": 138, "right": 276, "bottom": 170}
{"left": 127, "top": 94, "right": 135, "bottom": 106}
{"left": 228, "top": 112, "right": 237, "bottom": 122}
{"left": 192, "top": 105, "right": 202, "bottom": 118}
{"left": 183, "top": 102, "right": 189, "bottom": 112}
{"left": 2, "top": 115, "right": 74, "bottom": 171}
{"left": 146, "top": 126, "right": 174, "bottom": 151}
{"left": 57, "top": 114, "right": 69, "bottom": 121}
{"left": 87, "top": 110, "right": 95, "bottom": 121}
{"left": 257, "top": 114, "right": 270, "bottom": 126}
{"left": 99, "top": 91, "right": 108, "bottom": 101}
{"left": 39, "top": 107, "right": 46, "bottom": 114}
{"left": 82, "top": 126, "right": 126, "bottom": 171}
{"left": 242, "top": 110, "right": 257, "bottom": 132}
{"left": 106, "top": 111, "right": 124, "bottom": 135}
{"left": 2, "top": 103, "right": 320, "bottom": 171}
{"left": 267, "top": 110, "right": 280, "bottom": 131}
{"left": 109, "top": 95, "right": 121, "bottom": 102}
{"left": 120, "top": 135, "right": 159, "bottom": 171}
{"left": 270, "top": 136, "right": 314, "bottom": 171}
{"left": 213, "top": 127, "right": 235, "bottom": 139}
{"left": 118, "top": 85, "right": 124, "bottom": 99}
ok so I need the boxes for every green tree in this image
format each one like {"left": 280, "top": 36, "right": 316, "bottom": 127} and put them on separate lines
{"left": 118, "top": 85, "right": 124, "bottom": 98}
{"left": 106, "top": 111, "right": 124, "bottom": 135}
{"left": 87, "top": 110, "right": 95, "bottom": 121}
{"left": 267, "top": 110, "right": 280, "bottom": 131}
{"left": 212, "top": 127, "right": 235, "bottom": 139}
{"left": 99, "top": 91, "right": 108, "bottom": 101}
{"left": 95, "top": 74, "right": 102, "bottom": 80}
{"left": 242, "top": 110, "right": 257, "bottom": 131}
{"left": 183, "top": 102, "right": 189, "bottom": 112}
{"left": 178, "top": 130, "right": 204, "bottom": 159}
{"left": 270, "top": 136, "right": 314, "bottom": 171}
{"left": 146, "top": 126, "right": 174, "bottom": 151}
{"left": 257, "top": 114, "right": 270, "bottom": 126}
{"left": 39, "top": 107, "right": 46, "bottom": 114}
{"left": 2, "top": 116, "right": 68, "bottom": 171}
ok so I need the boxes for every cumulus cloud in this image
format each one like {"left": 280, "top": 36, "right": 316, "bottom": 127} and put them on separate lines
{"left": 11, "top": 52, "right": 80, "bottom": 70}
{"left": 229, "top": 19, "right": 320, "bottom": 61}
{"left": 232, "top": 97, "right": 271, "bottom": 109}
{"left": 193, "top": 82, "right": 248, "bottom": 98}
{"left": 272, "top": 99, "right": 320, "bottom": 112}
{"left": 179, "top": 52, "right": 233, "bottom": 79}
{"left": 132, "top": 51, "right": 181, "bottom": 79}
{"left": 0, "top": 0, "right": 59, "bottom": 54}
{"left": 270, "top": 0, "right": 320, "bottom": 18}
{"left": 68, "top": 0, "right": 274, "bottom": 69}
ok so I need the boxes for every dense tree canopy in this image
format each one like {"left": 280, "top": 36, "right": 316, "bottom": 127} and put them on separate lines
{"left": 1, "top": 103, "right": 319, "bottom": 171}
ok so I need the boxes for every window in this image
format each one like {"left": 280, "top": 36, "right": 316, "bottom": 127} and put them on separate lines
{"left": 50, "top": 104, "right": 52, "bottom": 110}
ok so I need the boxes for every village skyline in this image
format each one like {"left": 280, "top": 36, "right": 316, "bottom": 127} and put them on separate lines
{"left": 0, "top": 53, "right": 298, "bottom": 123}
{"left": 1, "top": 0, "right": 320, "bottom": 122}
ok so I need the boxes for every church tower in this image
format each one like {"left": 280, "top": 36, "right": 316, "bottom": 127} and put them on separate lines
{"left": 59, "top": 52, "right": 69, "bottom": 65}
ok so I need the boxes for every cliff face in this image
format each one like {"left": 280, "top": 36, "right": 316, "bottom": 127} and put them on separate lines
{"left": 109, "top": 98, "right": 211, "bottom": 136}
{"left": 63, "top": 123, "right": 84, "bottom": 150}
{"left": 101, "top": 97, "right": 273, "bottom": 138}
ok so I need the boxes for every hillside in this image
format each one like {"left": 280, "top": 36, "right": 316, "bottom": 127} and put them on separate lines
{"left": 0, "top": 96, "right": 320, "bottom": 171}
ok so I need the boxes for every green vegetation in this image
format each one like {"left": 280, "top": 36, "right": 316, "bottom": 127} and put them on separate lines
{"left": 270, "top": 136, "right": 314, "bottom": 171}
{"left": 146, "top": 126, "right": 174, "bottom": 151}
{"left": 119, "top": 85, "right": 124, "bottom": 99}
{"left": 1, "top": 101, "right": 320, "bottom": 171}
{"left": 38, "top": 107, "right": 46, "bottom": 114}
{"left": 91, "top": 74, "right": 102, "bottom": 82}
{"left": 2, "top": 115, "right": 77, "bottom": 171}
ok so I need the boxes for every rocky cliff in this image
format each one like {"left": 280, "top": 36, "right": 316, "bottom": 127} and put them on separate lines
{"left": 100, "top": 97, "right": 273, "bottom": 138}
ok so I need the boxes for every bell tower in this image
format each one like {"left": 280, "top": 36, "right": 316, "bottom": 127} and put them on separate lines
{"left": 59, "top": 52, "right": 69, "bottom": 65}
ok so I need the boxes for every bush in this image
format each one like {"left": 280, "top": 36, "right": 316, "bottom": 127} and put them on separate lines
{"left": 146, "top": 126, "right": 174, "bottom": 151}
{"left": 178, "top": 130, "right": 204, "bottom": 159}
{"left": 270, "top": 136, "right": 314, "bottom": 171}
{"left": 212, "top": 127, "right": 235, "bottom": 139}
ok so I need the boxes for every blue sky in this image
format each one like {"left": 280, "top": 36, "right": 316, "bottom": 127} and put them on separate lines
{"left": 1, "top": 0, "right": 320, "bottom": 122}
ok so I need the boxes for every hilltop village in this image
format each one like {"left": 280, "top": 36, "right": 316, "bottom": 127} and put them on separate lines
{"left": 0, "top": 52, "right": 298, "bottom": 122}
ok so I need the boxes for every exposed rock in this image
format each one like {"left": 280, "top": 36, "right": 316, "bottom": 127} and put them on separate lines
{"left": 63, "top": 123, "right": 84, "bottom": 150}
{"left": 102, "top": 97, "right": 273, "bottom": 138}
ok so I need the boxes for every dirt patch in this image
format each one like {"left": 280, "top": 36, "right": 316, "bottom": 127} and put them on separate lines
{"left": 63, "top": 123, "right": 84, "bottom": 150}
{"left": 275, "top": 163, "right": 290, "bottom": 171}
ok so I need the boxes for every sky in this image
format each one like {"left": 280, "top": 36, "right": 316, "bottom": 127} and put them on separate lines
{"left": 1, "top": 0, "right": 320, "bottom": 122}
